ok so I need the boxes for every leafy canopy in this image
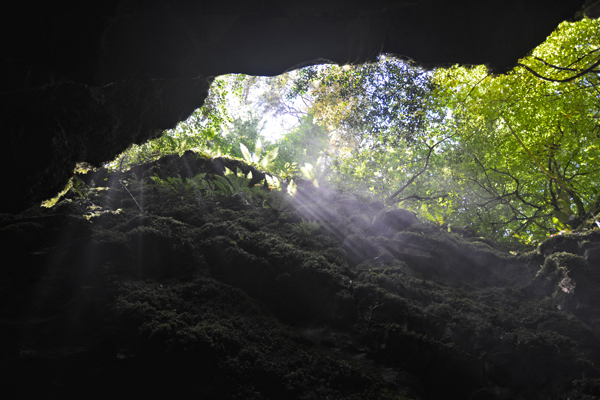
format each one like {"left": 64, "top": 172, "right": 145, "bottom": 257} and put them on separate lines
{"left": 430, "top": 17, "right": 600, "bottom": 241}
{"left": 95, "top": 17, "right": 600, "bottom": 245}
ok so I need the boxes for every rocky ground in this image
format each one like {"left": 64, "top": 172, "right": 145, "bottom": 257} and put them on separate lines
{"left": 1, "top": 152, "right": 600, "bottom": 400}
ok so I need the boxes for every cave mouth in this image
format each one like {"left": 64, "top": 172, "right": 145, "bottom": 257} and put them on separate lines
{"left": 3, "top": 3, "right": 600, "bottom": 399}
{"left": 2, "top": 0, "right": 594, "bottom": 213}
{"left": 50, "top": 12, "right": 600, "bottom": 247}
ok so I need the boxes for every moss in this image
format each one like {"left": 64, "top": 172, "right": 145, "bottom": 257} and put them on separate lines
{"left": 538, "top": 232, "right": 582, "bottom": 257}
{"left": 4, "top": 152, "right": 600, "bottom": 399}
{"left": 110, "top": 276, "right": 407, "bottom": 399}
{"left": 535, "top": 252, "right": 588, "bottom": 298}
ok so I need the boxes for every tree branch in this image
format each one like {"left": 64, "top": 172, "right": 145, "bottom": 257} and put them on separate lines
{"left": 502, "top": 117, "right": 586, "bottom": 218}
{"left": 533, "top": 57, "right": 578, "bottom": 72}
{"left": 387, "top": 138, "right": 446, "bottom": 203}
{"left": 516, "top": 55, "right": 600, "bottom": 83}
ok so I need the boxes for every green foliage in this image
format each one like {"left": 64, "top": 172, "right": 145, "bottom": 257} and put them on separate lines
{"left": 150, "top": 172, "right": 238, "bottom": 198}
{"left": 148, "top": 167, "right": 280, "bottom": 210}
{"left": 420, "top": 203, "right": 448, "bottom": 227}
{"left": 239, "top": 139, "right": 279, "bottom": 170}
{"left": 429, "top": 17, "right": 600, "bottom": 241}
{"left": 96, "top": 18, "right": 600, "bottom": 245}
{"left": 284, "top": 17, "right": 600, "bottom": 244}
{"left": 42, "top": 163, "right": 96, "bottom": 207}
{"left": 217, "top": 113, "right": 265, "bottom": 159}
{"left": 294, "top": 218, "right": 321, "bottom": 237}
{"left": 290, "top": 56, "right": 433, "bottom": 150}
{"left": 270, "top": 113, "right": 328, "bottom": 174}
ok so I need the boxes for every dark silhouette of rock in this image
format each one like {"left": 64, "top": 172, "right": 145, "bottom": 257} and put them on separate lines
{"left": 2, "top": 152, "right": 600, "bottom": 399}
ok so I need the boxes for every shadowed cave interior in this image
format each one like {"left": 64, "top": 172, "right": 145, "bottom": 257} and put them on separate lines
{"left": 2, "top": 1, "right": 600, "bottom": 399}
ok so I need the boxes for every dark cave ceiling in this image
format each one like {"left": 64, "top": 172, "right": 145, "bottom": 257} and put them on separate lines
{"left": 1, "top": 0, "right": 597, "bottom": 212}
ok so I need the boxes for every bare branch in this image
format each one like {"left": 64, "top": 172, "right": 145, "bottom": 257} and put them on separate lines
{"left": 516, "top": 56, "right": 600, "bottom": 83}
{"left": 387, "top": 137, "right": 447, "bottom": 202}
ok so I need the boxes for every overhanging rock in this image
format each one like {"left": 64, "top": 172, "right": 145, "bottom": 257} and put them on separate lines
{"left": 0, "top": 0, "right": 592, "bottom": 212}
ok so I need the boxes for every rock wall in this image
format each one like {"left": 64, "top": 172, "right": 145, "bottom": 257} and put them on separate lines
{"left": 0, "top": 0, "right": 592, "bottom": 212}
{"left": 2, "top": 152, "right": 600, "bottom": 399}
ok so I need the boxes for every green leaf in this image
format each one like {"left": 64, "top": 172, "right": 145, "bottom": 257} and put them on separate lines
{"left": 240, "top": 143, "right": 253, "bottom": 164}
{"left": 300, "top": 163, "right": 314, "bottom": 180}
{"left": 551, "top": 210, "right": 571, "bottom": 224}
{"left": 255, "top": 138, "right": 262, "bottom": 158}
{"left": 552, "top": 216, "right": 565, "bottom": 229}
{"left": 260, "top": 147, "right": 279, "bottom": 168}
{"left": 213, "top": 179, "right": 229, "bottom": 195}
{"left": 265, "top": 174, "right": 280, "bottom": 189}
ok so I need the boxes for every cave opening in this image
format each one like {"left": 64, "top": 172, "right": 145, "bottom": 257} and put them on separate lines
{"left": 3, "top": 2, "right": 600, "bottom": 399}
